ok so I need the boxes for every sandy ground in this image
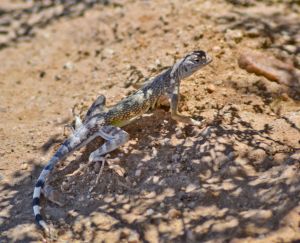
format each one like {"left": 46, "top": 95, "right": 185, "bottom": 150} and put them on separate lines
{"left": 1, "top": 0, "right": 300, "bottom": 242}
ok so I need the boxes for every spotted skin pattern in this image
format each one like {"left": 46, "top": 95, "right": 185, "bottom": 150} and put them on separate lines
{"left": 33, "top": 50, "right": 212, "bottom": 235}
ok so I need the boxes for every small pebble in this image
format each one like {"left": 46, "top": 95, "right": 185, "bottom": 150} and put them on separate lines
{"left": 168, "top": 208, "right": 181, "bottom": 218}
{"left": 246, "top": 28, "right": 260, "bottom": 38}
{"left": 63, "top": 62, "right": 74, "bottom": 70}
{"left": 145, "top": 208, "right": 154, "bottom": 216}
{"left": 128, "top": 231, "right": 140, "bottom": 243}
{"left": 206, "top": 84, "right": 216, "bottom": 93}
{"left": 67, "top": 210, "right": 79, "bottom": 217}
{"left": 225, "top": 29, "right": 243, "bottom": 46}
{"left": 152, "top": 176, "right": 159, "bottom": 183}
{"left": 135, "top": 169, "right": 142, "bottom": 177}
{"left": 123, "top": 204, "right": 131, "bottom": 211}
{"left": 188, "top": 202, "right": 196, "bottom": 208}
{"left": 54, "top": 74, "right": 61, "bottom": 81}
{"left": 186, "top": 183, "right": 198, "bottom": 193}
{"left": 284, "top": 44, "right": 297, "bottom": 53}
{"left": 144, "top": 191, "right": 156, "bottom": 199}
{"left": 21, "top": 162, "right": 28, "bottom": 170}
{"left": 61, "top": 181, "right": 71, "bottom": 192}
{"left": 212, "top": 46, "right": 221, "bottom": 52}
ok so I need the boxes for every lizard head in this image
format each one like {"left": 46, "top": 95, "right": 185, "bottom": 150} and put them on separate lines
{"left": 172, "top": 50, "right": 212, "bottom": 79}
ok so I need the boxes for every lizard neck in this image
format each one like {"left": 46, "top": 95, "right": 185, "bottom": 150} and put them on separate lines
{"left": 162, "top": 66, "right": 181, "bottom": 92}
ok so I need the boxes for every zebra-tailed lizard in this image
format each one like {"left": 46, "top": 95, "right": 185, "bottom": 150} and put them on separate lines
{"left": 33, "top": 50, "right": 212, "bottom": 235}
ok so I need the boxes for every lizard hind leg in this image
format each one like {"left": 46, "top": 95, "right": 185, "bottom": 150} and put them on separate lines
{"left": 89, "top": 125, "right": 129, "bottom": 162}
{"left": 84, "top": 95, "right": 107, "bottom": 122}
{"left": 88, "top": 125, "right": 129, "bottom": 190}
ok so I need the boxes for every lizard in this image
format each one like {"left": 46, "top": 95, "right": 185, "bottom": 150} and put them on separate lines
{"left": 32, "top": 50, "right": 212, "bottom": 235}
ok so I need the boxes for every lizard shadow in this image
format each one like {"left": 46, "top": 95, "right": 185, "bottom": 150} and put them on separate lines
{"left": 1, "top": 104, "right": 300, "bottom": 242}
{"left": 40, "top": 105, "right": 300, "bottom": 242}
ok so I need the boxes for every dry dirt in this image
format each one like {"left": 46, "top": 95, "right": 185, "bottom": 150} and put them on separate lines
{"left": 1, "top": 0, "right": 300, "bottom": 242}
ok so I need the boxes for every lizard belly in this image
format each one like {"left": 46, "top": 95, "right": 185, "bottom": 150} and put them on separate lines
{"left": 112, "top": 115, "right": 141, "bottom": 127}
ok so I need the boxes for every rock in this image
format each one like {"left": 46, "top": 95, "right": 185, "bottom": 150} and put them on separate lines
{"left": 283, "top": 44, "right": 297, "bottom": 54}
{"left": 123, "top": 204, "right": 131, "bottom": 211}
{"left": 144, "top": 191, "right": 156, "bottom": 199}
{"left": 128, "top": 231, "right": 140, "bottom": 243}
{"left": 135, "top": 169, "right": 142, "bottom": 177}
{"left": 61, "top": 180, "right": 71, "bottom": 192}
{"left": 159, "top": 138, "right": 170, "bottom": 146}
{"left": 284, "top": 111, "right": 300, "bottom": 128}
{"left": 206, "top": 84, "right": 216, "bottom": 93}
{"left": 238, "top": 50, "right": 300, "bottom": 92}
{"left": 246, "top": 28, "right": 260, "bottom": 38}
{"left": 168, "top": 208, "right": 181, "bottom": 218}
{"left": 155, "top": 58, "right": 161, "bottom": 67}
{"left": 186, "top": 183, "right": 199, "bottom": 193}
{"left": 175, "top": 127, "right": 184, "bottom": 138}
{"left": 212, "top": 46, "right": 221, "bottom": 52}
{"left": 145, "top": 208, "right": 154, "bottom": 216}
{"left": 21, "top": 162, "right": 28, "bottom": 170}
{"left": 54, "top": 74, "right": 61, "bottom": 81}
{"left": 225, "top": 29, "right": 243, "bottom": 45}
{"left": 170, "top": 134, "right": 184, "bottom": 146}
{"left": 63, "top": 61, "right": 74, "bottom": 70}
{"left": 248, "top": 148, "right": 267, "bottom": 164}
{"left": 102, "top": 48, "right": 115, "bottom": 58}
{"left": 291, "top": 152, "right": 300, "bottom": 161}
{"left": 152, "top": 176, "right": 159, "bottom": 183}
{"left": 67, "top": 210, "right": 79, "bottom": 218}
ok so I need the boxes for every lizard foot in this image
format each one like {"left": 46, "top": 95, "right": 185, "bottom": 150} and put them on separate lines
{"left": 89, "top": 156, "right": 106, "bottom": 192}
{"left": 88, "top": 156, "right": 126, "bottom": 192}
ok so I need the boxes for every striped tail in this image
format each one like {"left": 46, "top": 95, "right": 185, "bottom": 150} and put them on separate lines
{"left": 33, "top": 116, "right": 105, "bottom": 233}
{"left": 32, "top": 123, "right": 94, "bottom": 233}
{"left": 32, "top": 139, "right": 73, "bottom": 233}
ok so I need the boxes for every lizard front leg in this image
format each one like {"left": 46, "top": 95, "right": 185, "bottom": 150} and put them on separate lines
{"left": 169, "top": 81, "right": 204, "bottom": 126}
